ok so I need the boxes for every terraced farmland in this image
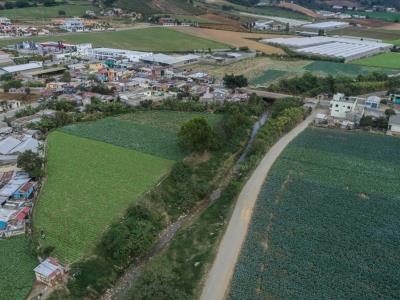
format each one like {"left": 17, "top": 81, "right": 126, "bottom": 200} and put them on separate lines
{"left": 35, "top": 111, "right": 221, "bottom": 263}
{"left": 229, "top": 128, "right": 400, "bottom": 299}
{"left": 0, "top": 236, "right": 37, "bottom": 300}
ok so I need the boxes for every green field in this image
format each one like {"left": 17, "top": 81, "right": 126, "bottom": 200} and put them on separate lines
{"left": 331, "top": 27, "right": 400, "bottom": 41}
{"left": 229, "top": 128, "right": 400, "bottom": 299}
{"left": 356, "top": 11, "right": 400, "bottom": 22}
{"left": 0, "top": 27, "right": 228, "bottom": 52}
{"left": 61, "top": 111, "right": 221, "bottom": 160}
{"left": 35, "top": 111, "right": 221, "bottom": 262}
{"left": 354, "top": 52, "right": 400, "bottom": 69}
{"left": 0, "top": 236, "right": 37, "bottom": 300}
{"left": 0, "top": 4, "right": 98, "bottom": 20}
{"left": 250, "top": 69, "right": 287, "bottom": 85}
{"left": 35, "top": 131, "right": 174, "bottom": 262}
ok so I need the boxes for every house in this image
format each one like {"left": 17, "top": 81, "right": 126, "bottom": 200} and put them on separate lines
{"left": 330, "top": 93, "right": 358, "bottom": 119}
{"left": 61, "top": 18, "right": 85, "bottom": 32}
{"left": 365, "top": 96, "right": 381, "bottom": 109}
{"left": 34, "top": 257, "right": 65, "bottom": 286}
{"left": 388, "top": 115, "right": 400, "bottom": 135}
{"left": 13, "top": 181, "right": 36, "bottom": 199}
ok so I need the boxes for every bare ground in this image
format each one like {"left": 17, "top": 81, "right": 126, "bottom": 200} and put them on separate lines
{"left": 172, "top": 27, "right": 287, "bottom": 54}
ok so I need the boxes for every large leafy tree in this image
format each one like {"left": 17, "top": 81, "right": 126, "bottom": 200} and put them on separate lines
{"left": 17, "top": 150, "right": 43, "bottom": 179}
{"left": 178, "top": 117, "right": 215, "bottom": 153}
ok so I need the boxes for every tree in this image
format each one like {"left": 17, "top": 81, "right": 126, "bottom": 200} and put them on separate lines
{"left": 17, "top": 150, "right": 43, "bottom": 179}
{"left": 62, "top": 71, "right": 71, "bottom": 82}
{"left": 223, "top": 74, "right": 248, "bottom": 90}
{"left": 58, "top": 10, "right": 66, "bottom": 16}
{"left": 385, "top": 108, "right": 396, "bottom": 118}
{"left": 178, "top": 117, "right": 215, "bottom": 153}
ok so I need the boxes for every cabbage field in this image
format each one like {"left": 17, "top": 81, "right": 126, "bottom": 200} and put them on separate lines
{"left": 61, "top": 111, "right": 221, "bottom": 160}
{"left": 228, "top": 128, "right": 400, "bottom": 299}
{"left": 0, "top": 236, "right": 37, "bottom": 300}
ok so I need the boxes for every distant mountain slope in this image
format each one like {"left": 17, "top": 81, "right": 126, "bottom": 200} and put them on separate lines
{"left": 108, "top": 0, "right": 204, "bottom": 14}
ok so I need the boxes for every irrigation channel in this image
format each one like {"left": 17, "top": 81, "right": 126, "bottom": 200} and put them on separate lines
{"left": 101, "top": 113, "right": 269, "bottom": 300}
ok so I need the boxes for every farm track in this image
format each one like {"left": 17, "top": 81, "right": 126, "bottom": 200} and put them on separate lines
{"left": 200, "top": 110, "right": 318, "bottom": 300}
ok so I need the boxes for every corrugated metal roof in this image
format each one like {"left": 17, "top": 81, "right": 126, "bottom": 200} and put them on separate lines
{"left": 0, "top": 137, "right": 20, "bottom": 155}
{"left": 2, "top": 62, "right": 42, "bottom": 73}
{"left": 34, "top": 257, "right": 63, "bottom": 278}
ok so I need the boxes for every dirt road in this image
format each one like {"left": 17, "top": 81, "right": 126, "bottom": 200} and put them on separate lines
{"left": 200, "top": 111, "right": 317, "bottom": 300}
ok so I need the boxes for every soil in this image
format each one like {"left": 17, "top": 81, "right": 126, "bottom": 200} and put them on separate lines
{"left": 173, "top": 27, "right": 286, "bottom": 54}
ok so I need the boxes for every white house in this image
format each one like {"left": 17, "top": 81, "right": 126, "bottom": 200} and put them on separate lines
{"left": 61, "top": 18, "right": 85, "bottom": 32}
{"left": 330, "top": 93, "right": 358, "bottom": 118}
{"left": 388, "top": 115, "right": 400, "bottom": 135}
{"left": 365, "top": 96, "right": 381, "bottom": 109}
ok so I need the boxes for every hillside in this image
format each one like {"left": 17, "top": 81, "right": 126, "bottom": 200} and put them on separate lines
{"left": 107, "top": 0, "right": 204, "bottom": 15}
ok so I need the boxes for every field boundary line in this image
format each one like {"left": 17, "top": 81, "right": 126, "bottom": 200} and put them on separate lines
{"left": 200, "top": 110, "right": 317, "bottom": 300}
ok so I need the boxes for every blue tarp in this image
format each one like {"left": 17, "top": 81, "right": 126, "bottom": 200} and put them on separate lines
{"left": 0, "top": 221, "right": 7, "bottom": 230}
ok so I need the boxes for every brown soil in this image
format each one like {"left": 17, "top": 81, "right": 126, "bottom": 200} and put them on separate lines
{"left": 382, "top": 23, "right": 400, "bottom": 30}
{"left": 198, "top": 13, "right": 245, "bottom": 31}
{"left": 277, "top": 1, "right": 322, "bottom": 19}
{"left": 0, "top": 92, "right": 39, "bottom": 102}
{"left": 173, "top": 27, "right": 286, "bottom": 54}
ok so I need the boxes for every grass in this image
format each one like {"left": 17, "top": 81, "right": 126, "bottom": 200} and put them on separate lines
{"left": 61, "top": 111, "right": 222, "bottom": 160}
{"left": 355, "top": 11, "right": 400, "bottom": 22}
{"left": 34, "top": 131, "right": 174, "bottom": 263}
{"left": 0, "top": 27, "right": 228, "bottom": 52}
{"left": 353, "top": 52, "right": 400, "bottom": 69}
{"left": 250, "top": 69, "right": 287, "bottom": 86}
{"left": 225, "top": 2, "right": 312, "bottom": 20}
{"left": 229, "top": 128, "right": 400, "bottom": 299}
{"left": 331, "top": 27, "right": 400, "bottom": 41}
{"left": 0, "top": 4, "right": 98, "bottom": 20}
{"left": 0, "top": 236, "right": 37, "bottom": 300}
{"left": 306, "top": 60, "right": 400, "bottom": 74}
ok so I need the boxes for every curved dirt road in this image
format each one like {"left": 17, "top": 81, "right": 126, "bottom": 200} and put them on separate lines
{"left": 200, "top": 111, "right": 317, "bottom": 300}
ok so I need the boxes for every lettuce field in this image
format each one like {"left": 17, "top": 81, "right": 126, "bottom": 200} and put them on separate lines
{"left": 228, "top": 128, "right": 400, "bottom": 299}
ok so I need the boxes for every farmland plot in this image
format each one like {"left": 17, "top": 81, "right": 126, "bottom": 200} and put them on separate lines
{"left": 36, "top": 111, "right": 221, "bottom": 262}
{"left": 0, "top": 236, "right": 37, "bottom": 300}
{"left": 34, "top": 132, "right": 174, "bottom": 262}
{"left": 61, "top": 111, "right": 221, "bottom": 160}
{"left": 229, "top": 128, "right": 400, "bottom": 299}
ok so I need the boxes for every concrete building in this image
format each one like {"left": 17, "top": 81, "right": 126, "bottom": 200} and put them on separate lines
{"left": 330, "top": 93, "right": 358, "bottom": 118}
{"left": 388, "top": 115, "right": 400, "bottom": 135}
{"left": 86, "top": 47, "right": 152, "bottom": 62}
{"left": 61, "top": 18, "right": 85, "bottom": 32}
{"left": 365, "top": 96, "right": 381, "bottom": 109}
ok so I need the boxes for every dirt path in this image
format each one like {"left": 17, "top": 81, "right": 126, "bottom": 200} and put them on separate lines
{"left": 200, "top": 111, "right": 317, "bottom": 300}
